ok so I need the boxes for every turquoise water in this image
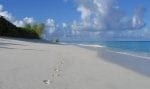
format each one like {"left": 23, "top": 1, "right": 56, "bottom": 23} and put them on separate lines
{"left": 99, "top": 41, "right": 150, "bottom": 53}
{"left": 66, "top": 41, "right": 150, "bottom": 53}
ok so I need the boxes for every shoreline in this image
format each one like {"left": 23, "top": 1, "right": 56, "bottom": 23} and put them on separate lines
{"left": 77, "top": 44, "right": 150, "bottom": 77}
{"left": 76, "top": 43, "right": 150, "bottom": 59}
{"left": 0, "top": 38, "right": 150, "bottom": 89}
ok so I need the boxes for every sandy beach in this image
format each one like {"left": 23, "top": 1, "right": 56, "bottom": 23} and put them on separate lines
{"left": 0, "top": 38, "right": 150, "bottom": 89}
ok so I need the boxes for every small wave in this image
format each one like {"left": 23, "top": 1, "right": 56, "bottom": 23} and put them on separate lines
{"left": 76, "top": 44, "right": 104, "bottom": 48}
{"left": 108, "top": 49, "right": 150, "bottom": 60}
{"left": 60, "top": 42, "right": 104, "bottom": 48}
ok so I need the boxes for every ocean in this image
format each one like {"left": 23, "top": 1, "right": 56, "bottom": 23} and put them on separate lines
{"left": 90, "top": 41, "right": 150, "bottom": 59}
{"left": 67, "top": 41, "right": 150, "bottom": 58}
{"left": 99, "top": 41, "right": 150, "bottom": 53}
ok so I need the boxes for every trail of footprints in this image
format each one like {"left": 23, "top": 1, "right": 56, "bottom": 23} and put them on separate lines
{"left": 43, "top": 57, "right": 65, "bottom": 85}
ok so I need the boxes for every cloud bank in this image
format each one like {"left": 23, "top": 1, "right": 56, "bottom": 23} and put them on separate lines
{"left": 14, "top": 17, "right": 35, "bottom": 27}
{"left": 0, "top": 1, "right": 149, "bottom": 41}
{"left": 76, "top": 0, "right": 146, "bottom": 30}
{"left": 0, "top": 4, "right": 13, "bottom": 20}
{"left": 0, "top": 4, "right": 34, "bottom": 27}
{"left": 44, "top": 0, "right": 148, "bottom": 41}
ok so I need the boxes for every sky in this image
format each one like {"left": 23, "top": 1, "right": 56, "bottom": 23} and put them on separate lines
{"left": 0, "top": 0, "right": 79, "bottom": 23}
{"left": 0, "top": 0, "right": 149, "bottom": 24}
{"left": 0, "top": 0, "right": 150, "bottom": 41}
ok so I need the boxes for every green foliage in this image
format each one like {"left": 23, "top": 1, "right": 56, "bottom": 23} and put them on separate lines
{"left": 24, "top": 23, "right": 45, "bottom": 38}
{"left": 0, "top": 16, "right": 41, "bottom": 39}
{"left": 24, "top": 24, "right": 32, "bottom": 30}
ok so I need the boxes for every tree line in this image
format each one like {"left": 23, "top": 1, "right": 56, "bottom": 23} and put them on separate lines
{"left": 0, "top": 16, "right": 45, "bottom": 39}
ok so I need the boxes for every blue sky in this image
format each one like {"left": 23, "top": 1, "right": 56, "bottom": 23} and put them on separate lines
{"left": 0, "top": 0, "right": 79, "bottom": 23}
{"left": 0, "top": 0, "right": 149, "bottom": 24}
{"left": 0, "top": 0, "right": 150, "bottom": 40}
{"left": 118, "top": 0, "right": 150, "bottom": 24}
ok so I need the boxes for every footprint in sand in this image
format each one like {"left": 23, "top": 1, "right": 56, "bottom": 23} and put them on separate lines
{"left": 43, "top": 58, "right": 65, "bottom": 85}
{"left": 54, "top": 68, "right": 59, "bottom": 72}
{"left": 43, "top": 80, "right": 53, "bottom": 85}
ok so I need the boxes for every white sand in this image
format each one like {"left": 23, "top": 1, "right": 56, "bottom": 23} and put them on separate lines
{"left": 0, "top": 38, "right": 150, "bottom": 89}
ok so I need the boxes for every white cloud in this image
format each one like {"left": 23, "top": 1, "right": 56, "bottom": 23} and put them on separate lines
{"left": 13, "top": 17, "right": 35, "bottom": 27}
{"left": 0, "top": 4, "right": 35, "bottom": 27}
{"left": 45, "top": 18, "right": 59, "bottom": 34}
{"left": 0, "top": 2, "right": 149, "bottom": 41}
{"left": 132, "top": 6, "right": 145, "bottom": 29}
{"left": 77, "top": 5, "right": 91, "bottom": 27}
{"left": 62, "top": 22, "right": 67, "bottom": 28}
{"left": 23, "top": 17, "right": 34, "bottom": 24}
{"left": 76, "top": 0, "right": 146, "bottom": 31}
{"left": 43, "top": 0, "right": 148, "bottom": 41}
{"left": 0, "top": 4, "right": 13, "bottom": 20}
{"left": 43, "top": 19, "right": 57, "bottom": 40}
{"left": 71, "top": 20, "right": 80, "bottom": 30}
{"left": 0, "top": 4, "right": 3, "bottom": 11}
{"left": 46, "top": 19, "right": 55, "bottom": 27}
{"left": 43, "top": 18, "right": 68, "bottom": 40}
{"left": 13, "top": 20, "right": 24, "bottom": 27}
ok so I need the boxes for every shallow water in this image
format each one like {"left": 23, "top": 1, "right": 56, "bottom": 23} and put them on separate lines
{"left": 67, "top": 41, "right": 150, "bottom": 58}
{"left": 99, "top": 41, "right": 150, "bottom": 53}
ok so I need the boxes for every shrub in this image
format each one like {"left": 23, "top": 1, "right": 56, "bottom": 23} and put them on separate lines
{"left": 24, "top": 23, "right": 45, "bottom": 38}
{"left": 51, "top": 38, "right": 60, "bottom": 43}
{"left": 0, "top": 16, "right": 41, "bottom": 39}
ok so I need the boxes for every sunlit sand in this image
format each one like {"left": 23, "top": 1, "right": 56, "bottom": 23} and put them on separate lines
{"left": 0, "top": 38, "right": 150, "bottom": 89}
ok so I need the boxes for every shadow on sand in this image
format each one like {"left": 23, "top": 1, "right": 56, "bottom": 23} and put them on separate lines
{"left": 0, "top": 42, "right": 27, "bottom": 46}
{"left": 0, "top": 37, "right": 50, "bottom": 44}
{"left": 0, "top": 37, "right": 46, "bottom": 51}
{"left": 0, "top": 46, "right": 16, "bottom": 49}
{"left": 0, "top": 46, "right": 44, "bottom": 51}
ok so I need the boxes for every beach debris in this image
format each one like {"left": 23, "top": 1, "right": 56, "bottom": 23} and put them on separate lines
{"left": 43, "top": 80, "right": 50, "bottom": 85}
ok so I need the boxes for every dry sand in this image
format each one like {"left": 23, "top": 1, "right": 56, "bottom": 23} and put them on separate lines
{"left": 0, "top": 38, "right": 150, "bottom": 89}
